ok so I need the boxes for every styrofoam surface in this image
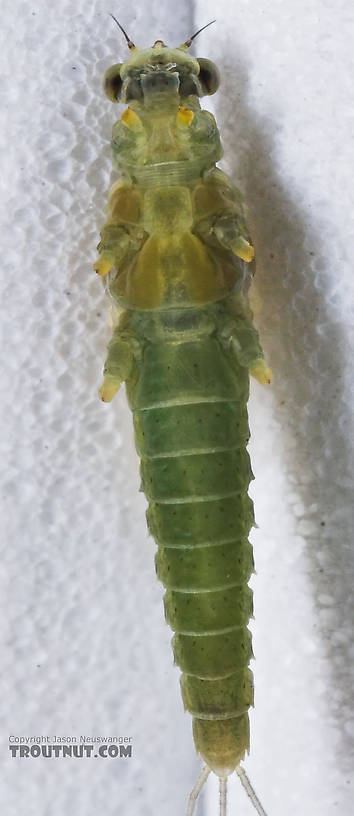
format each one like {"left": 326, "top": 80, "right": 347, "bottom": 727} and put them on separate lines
{"left": 1, "top": 2, "right": 354, "bottom": 815}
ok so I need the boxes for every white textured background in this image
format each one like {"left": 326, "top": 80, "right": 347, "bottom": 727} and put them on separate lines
{"left": 1, "top": 1, "right": 354, "bottom": 815}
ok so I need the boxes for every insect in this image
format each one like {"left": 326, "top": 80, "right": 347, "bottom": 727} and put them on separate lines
{"left": 94, "top": 17, "right": 272, "bottom": 816}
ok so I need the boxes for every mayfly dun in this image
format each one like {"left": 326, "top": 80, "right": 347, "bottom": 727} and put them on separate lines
{"left": 94, "top": 17, "right": 272, "bottom": 816}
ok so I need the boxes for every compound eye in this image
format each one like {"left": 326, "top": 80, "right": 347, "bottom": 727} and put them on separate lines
{"left": 104, "top": 64, "right": 123, "bottom": 102}
{"left": 196, "top": 58, "right": 220, "bottom": 96}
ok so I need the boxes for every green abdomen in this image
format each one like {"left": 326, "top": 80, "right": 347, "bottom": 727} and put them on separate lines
{"left": 126, "top": 309, "right": 254, "bottom": 776}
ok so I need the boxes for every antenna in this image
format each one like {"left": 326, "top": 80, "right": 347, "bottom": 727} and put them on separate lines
{"left": 184, "top": 19, "right": 216, "bottom": 48}
{"left": 109, "top": 14, "right": 135, "bottom": 49}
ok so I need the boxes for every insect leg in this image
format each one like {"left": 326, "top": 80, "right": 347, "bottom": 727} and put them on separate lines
{"left": 93, "top": 182, "right": 145, "bottom": 278}
{"left": 185, "top": 764, "right": 211, "bottom": 816}
{"left": 217, "top": 305, "right": 272, "bottom": 386}
{"left": 193, "top": 169, "right": 255, "bottom": 262}
{"left": 93, "top": 225, "right": 131, "bottom": 278}
{"left": 99, "top": 324, "right": 135, "bottom": 402}
{"left": 248, "top": 358, "right": 272, "bottom": 385}
{"left": 236, "top": 766, "right": 269, "bottom": 816}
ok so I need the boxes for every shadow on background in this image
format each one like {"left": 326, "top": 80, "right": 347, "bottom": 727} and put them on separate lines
{"left": 217, "top": 50, "right": 354, "bottom": 771}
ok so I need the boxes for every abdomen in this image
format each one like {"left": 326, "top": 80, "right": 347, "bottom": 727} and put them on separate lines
{"left": 126, "top": 306, "right": 255, "bottom": 777}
